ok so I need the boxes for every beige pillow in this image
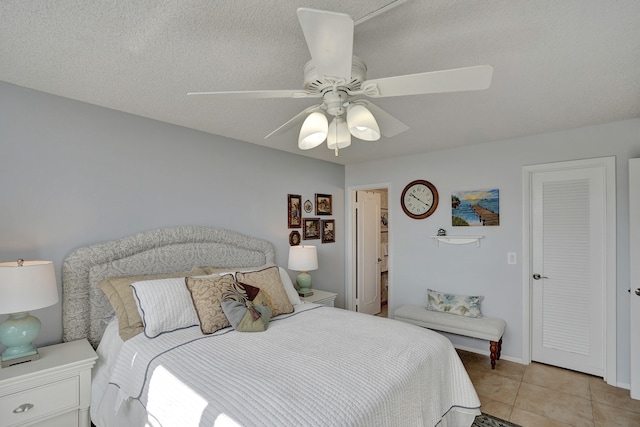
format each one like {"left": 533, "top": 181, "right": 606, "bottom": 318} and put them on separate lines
{"left": 185, "top": 274, "right": 236, "bottom": 334}
{"left": 99, "top": 266, "right": 207, "bottom": 341}
{"left": 236, "top": 266, "right": 294, "bottom": 317}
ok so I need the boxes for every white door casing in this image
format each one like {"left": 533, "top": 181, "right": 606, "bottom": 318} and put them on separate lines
{"left": 523, "top": 157, "right": 616, "bottom": 384}
{"left": 356, "top": 191, "right": 381, "bottom": 315}
{"left": 629, "top": 158, "right": 640, "bottom": 399}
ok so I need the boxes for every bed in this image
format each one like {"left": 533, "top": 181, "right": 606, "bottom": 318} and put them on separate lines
{"left": 62, "top": 226, "right": 481, "bottom": 427}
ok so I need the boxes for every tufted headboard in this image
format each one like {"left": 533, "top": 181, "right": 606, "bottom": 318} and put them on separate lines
{"left": 62, "top": 226, "right": 276, "bottom": 347}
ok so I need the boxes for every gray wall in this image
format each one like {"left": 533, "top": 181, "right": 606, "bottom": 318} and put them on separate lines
{"left": 346, "top": 118, "right": 640, "bottom": 387}
{"left": 0, "top": 82, "right": 345, "bottom": 349}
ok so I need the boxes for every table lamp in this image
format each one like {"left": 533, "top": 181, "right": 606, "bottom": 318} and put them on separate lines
{"left": 288, "top": 246, "right": 318, "bottom": 297}
{"left": 0, "top": 259, "right": 59, "bottom": 367}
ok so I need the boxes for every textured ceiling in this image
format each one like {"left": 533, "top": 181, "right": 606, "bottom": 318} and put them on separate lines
{"left": 2, "top": 1, "right": 639, "bottom": 165}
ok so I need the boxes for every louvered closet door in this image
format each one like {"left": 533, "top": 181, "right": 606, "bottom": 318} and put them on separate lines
{"left": 531, "top": 166, "right": 605, "bottom": 376}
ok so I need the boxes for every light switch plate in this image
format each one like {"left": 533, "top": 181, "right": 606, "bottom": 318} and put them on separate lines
{"left": 508, "top": 252, "right": 517, "bottom": 264}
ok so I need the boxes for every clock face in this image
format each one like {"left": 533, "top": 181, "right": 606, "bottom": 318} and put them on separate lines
{"left": 401, "top": 180, "right": 439, "bottom": 219}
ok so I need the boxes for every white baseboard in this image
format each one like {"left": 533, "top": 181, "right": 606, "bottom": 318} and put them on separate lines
{"left": 454, "top": 344, "right": 634, "bottom": 394}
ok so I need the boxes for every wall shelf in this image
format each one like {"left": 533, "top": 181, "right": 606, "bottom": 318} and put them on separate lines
{"left": 431, "top": 235, "right": 484, "bottom": 247}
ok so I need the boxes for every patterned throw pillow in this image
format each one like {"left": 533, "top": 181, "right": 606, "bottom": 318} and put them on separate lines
{"left": 236, "top": 266, "right": 294, "bottom": 317}
{"left": 221, "top": 282, "right": 272, "bottom": 332}
{"left": 185, "top": 274, "right": 237, "bottom": 334}
{"left": 426, "top": 289, "right": 484, "bottom": 318}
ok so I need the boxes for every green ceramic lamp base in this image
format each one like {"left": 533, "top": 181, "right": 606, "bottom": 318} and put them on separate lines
{"left": 296, "top": 271, "right": 314, "bottom": 297}
{"left": 0, "top": 312, "right": 41, "bottom": 366}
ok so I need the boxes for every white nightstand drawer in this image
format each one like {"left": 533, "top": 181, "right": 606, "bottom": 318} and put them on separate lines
{"left": 301, "top": 289, "right": 337, "bottom": 307}
{"left": 0, "top": 376, "right": 79, "bottom": 426}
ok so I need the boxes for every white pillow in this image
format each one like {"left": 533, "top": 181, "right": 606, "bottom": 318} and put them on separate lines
{"left": 278, "top": 267, "right": 302, "bottom": 305}
{"left": 131, "top": 278, "right": 200, "bottom": 338}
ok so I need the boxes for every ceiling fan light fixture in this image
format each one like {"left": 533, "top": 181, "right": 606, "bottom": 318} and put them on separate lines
{"left": 298, "top": 112, "right": 328, "bottom": 149}
{"left": 327, "top": 116, "right": 351, "bottom": 150}
{"left": 347, "top": 104, "right": 380, "bottom": 141}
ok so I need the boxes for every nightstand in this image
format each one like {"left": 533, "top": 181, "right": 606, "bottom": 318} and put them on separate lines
{"left": 301, "top": 289, "right": 337, "bottom": 307}
{"left": 0, "top": 339, "right": 97, "bottom": 427}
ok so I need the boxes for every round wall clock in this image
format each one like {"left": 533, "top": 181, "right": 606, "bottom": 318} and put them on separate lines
{"left": 400, "top": 179, "right": 439, "bottom": 219}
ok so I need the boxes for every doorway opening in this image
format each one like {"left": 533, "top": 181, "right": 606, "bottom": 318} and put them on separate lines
{"left": 346, "top": 184, "right": 390, "bottom": 317}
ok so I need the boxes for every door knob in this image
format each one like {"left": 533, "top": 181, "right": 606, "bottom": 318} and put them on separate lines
{"left": 532, "top": 273, "right": 549, "bottom": 280}
{"left": 636, "top": 288, "right": 640, "bottom": 296}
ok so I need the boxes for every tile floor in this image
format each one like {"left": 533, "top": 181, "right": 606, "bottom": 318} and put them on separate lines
{"left": 457, "top": 349, "right": 640, "bottom": 426}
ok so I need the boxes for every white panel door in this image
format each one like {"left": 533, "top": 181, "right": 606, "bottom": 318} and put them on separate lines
{"left": 531, "top": 166, "right": 605, "bottom": 376}
{"left": 356, "top": 191, "right": 381, "bottom": 315}
{"left": 630, "top": 158, "right": 640, "bottom": 399}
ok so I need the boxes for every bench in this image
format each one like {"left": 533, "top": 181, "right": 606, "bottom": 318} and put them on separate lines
{"left": 394, "top": 304, "right": 506, "bottom": 369}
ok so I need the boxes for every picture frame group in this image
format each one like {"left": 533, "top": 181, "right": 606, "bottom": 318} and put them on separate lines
{"left": 288, "top": 193, "right": 335, "bottom": 244}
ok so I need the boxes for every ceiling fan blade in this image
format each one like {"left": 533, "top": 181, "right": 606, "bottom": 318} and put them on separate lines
{"left": 187, "top": 89, "right": 321, "bottom": 99}
{"left": 264, "top": 104, "right": 323, "bottom": 139}
{"left": 357, "top": 100, "right": 409, "bottom": 138}
{"left": 297, "top": 8, "right": 354, "bottom": 80}
{"left": 362, "top": 65, "right": 494, "bottom": 98}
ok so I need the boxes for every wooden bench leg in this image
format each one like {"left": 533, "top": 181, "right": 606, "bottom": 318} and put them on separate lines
{"left": 490, "top": 340, "right": 499, "bottom": 369}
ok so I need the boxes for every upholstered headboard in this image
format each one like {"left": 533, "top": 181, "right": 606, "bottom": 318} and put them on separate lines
{"left": 62, "top": 226, "right": 275, "bottom": 347}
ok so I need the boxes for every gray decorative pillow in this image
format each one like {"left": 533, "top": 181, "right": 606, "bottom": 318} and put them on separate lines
{"left": 221, "top": 282, "right": 271, "bottom": 332}
{"left": 426, "top": 288, "right": 484, "bottom": 318}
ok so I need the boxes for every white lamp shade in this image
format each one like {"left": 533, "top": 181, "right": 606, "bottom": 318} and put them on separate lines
{"left": 298, "top": 112, "right": 328, "bottom": 150}
{"left": 288, "top": 246, "right": 318, "bottom": 272}
{"left": 327, "top": 116, "right": 352, "bottom": 150}
{"left": 347, "top": 104, "right": 381, "bottom": 141}
{"left": 0, "top": 260, "right": 58, "bottom": 314}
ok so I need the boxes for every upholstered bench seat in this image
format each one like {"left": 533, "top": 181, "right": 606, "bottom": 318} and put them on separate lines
{"left": 394, "top": 304, "right": 506, "bottom": 369}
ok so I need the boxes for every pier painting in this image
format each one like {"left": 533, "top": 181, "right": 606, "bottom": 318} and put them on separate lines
{"left": 451, "top": 189, "right": 500, "bottom": 226}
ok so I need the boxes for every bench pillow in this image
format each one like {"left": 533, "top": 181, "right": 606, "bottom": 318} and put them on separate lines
{"left": 427, "top": 288, "right": 484, "bottom": 318}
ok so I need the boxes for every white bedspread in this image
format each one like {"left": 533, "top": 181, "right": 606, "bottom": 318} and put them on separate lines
{"left": 102, "top": 305, "right": 480, "bottom": 427}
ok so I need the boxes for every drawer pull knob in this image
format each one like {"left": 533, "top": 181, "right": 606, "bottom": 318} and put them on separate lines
{"left": 13, "top": 403, "right": 34, "bottom": 414}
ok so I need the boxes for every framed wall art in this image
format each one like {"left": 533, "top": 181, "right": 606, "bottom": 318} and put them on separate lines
{"left": 304, "top": 199, "right": 313, "bottom": 213}
{"left": 451, "top": 189, "right": 500, "bottom": 226}
{"left": 288, "top": 194, "right": 302, "bottom": 228}
{"left": 321, "top": 219, "right": 335, "bottom": 243}
{"left": 303, "top": 218, "right": 320, "bottom": 240}
{"left": 289, "top": 230, "right": 301, "bottom": 246}
{"left": 315, "top": 193, "right": 332, "bottom": 215}
{"left": 380, "top": 208, "right": 389, "bottom": 232}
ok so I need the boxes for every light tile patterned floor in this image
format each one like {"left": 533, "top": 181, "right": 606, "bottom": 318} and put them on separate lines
{"left": 457, "top": 349, "right": 640, "bottom": 426}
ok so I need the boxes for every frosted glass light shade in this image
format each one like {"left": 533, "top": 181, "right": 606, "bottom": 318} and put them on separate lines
{"left": 327, "top": 116, "right": 351, "bottom": 150}
{"left": 347, "top": 104, "right": 380, "bottom": 141}
{"left": 0, "top": 260, "right": 58, "bottom": 313}
{"left": 298, "top": 112, "right": 328, "bottom": 150}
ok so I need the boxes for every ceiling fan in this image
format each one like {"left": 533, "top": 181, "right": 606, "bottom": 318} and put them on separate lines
{"left": 188, "top": 8, "right": 493, "bottom": 156}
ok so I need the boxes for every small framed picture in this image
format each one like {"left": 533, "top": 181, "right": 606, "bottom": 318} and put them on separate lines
{"left": 304, "top": 199, "right": 313, "bottom": 213}
{"left": 380, "top": 208, "right": 389, "bottom": 232}
{"left": 315, "top": 193, "right": 332, "bottom": 215}
{"left": 303, "top": 218, "right": 320, "bottom": 240}
{"left": 289, "top": 230, "right": 301, "bottom": 246}
{"left": 288, "top": 194, "right": 302, "bottom": 228}
{"left": 321, "top": 219, "right": 335, "bottom": 243}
